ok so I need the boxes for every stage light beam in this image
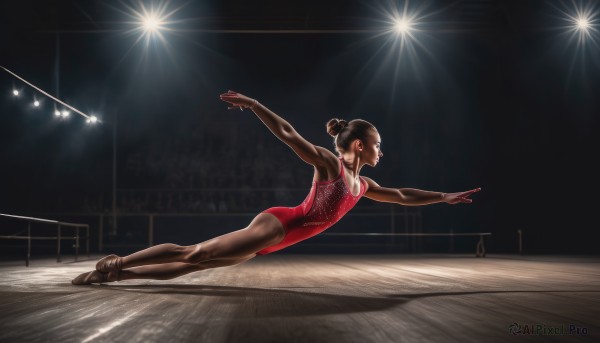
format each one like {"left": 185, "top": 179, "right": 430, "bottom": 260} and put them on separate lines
{"left": 554, "top": 2, "right": 599, "bottom": 45}
{"left": 110, "top": 0, "right": 186, "bottom": 55}
{"left": 142, "top": 15, "right": 162, "bottom": 33}
{"left": 577, "top": 17, "right": 589, "bottom": 30}
{"left": 549, "top": 0, "right": 600, "bottom": 85}
{"left": 394, "top": 18, "right": 412, "bottom": 34}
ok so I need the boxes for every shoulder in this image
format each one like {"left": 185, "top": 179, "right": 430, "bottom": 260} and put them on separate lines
{"left": 314, "top": 146, "right": 339, "bottom": 163}
{"left": 360, "top": 176, "right": 378, "bottom": 185}
{"left": 312, "top": 147, "right": 344, "bottom": 182}
{"left": 359, "top": 176, "right": 378, "bottom": 192}
{"left": 360, "top": 176, "right": 381, "bottom": 191}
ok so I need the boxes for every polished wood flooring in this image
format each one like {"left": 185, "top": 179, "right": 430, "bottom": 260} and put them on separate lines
{"left": 0, "top": 254, "right": 598, "bottom": 342}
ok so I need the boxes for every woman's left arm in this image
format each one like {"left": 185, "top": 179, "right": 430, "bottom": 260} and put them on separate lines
{"left": 362, "top": 176, "right": 481, "bottom": 206}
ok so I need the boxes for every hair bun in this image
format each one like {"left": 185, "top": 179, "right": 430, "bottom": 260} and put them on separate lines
{"left": 326, "top": 118, "right": 348, "bottom": 137}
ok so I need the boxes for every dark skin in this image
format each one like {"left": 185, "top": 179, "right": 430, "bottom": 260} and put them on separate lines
{"left": 71, "top": 91, "right": 480, "bottom": 285}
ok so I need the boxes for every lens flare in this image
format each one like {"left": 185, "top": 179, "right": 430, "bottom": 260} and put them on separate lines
{"left": 551, "top": 1, "right": 599, "bottom": 46}
{"left": 350, "top": 0, "right": 445, "bottom": 103}
{"left": 142, "top": 13, "right": 163, "bottom": 34}
{"left": 577, "top": 17, "right": 589, "bottom": 30}
{"left": 394, "top": 18, "right": 412, "bottom": 34}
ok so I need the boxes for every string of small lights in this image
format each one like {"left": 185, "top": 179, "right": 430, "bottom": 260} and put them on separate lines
{"left": 2, "top": 65, "right": 99, "bottom": 124}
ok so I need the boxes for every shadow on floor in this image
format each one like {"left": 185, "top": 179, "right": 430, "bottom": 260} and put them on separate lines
{"left": 100, "top": 284, "right": 599, "bottom": 318}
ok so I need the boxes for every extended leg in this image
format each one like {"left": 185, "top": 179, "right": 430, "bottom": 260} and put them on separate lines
{"left": 96, "top": 213, "right": 284, "bottom": 271}
{"left": 118, "top": 255, "right": 255, "bottom": 281}
{"left": 73, "top": 255, "right": 254, "bottom": 285}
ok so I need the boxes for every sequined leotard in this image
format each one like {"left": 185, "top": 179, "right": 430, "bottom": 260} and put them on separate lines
{"left": 257, "top": 158, "right": 367, "bottom": 255}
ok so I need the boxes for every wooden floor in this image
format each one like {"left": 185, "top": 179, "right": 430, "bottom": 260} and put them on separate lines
{"left": 0, "top": 254, "right": 598, "bottom": 343}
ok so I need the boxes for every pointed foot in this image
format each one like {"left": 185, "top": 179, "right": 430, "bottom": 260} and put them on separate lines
{"left": 96, "top": 254, "right": 123, "bottom": 273}
{"left": 71, "top": 270, "right": 108, "bottom": 285}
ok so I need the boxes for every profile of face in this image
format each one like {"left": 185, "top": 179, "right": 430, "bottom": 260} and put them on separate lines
{"left": 358, "top": 130, "right": 382, "bottom": 167}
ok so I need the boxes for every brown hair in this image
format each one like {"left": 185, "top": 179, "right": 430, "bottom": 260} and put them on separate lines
{"left": 326, "top": 118, "right": 377, "bottom": 154}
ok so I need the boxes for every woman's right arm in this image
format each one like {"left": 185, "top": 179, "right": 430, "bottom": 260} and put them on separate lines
{"left": 219, "top": 91, "right": 335, "bottom": 167}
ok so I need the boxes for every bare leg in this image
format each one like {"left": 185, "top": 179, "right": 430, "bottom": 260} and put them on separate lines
{"left": 74, "top": 256, "right": 255, "bottom": 285}
{"left": 115, "top": 243, "right": 190, "bottom": 269}
{"left": 100, "top": 213, "right": 284, "bottom": 270}
{"left": 74, "top": 214, "right": 284, "bottom": 285}
{"left": 116, "top": 255, "right": 255, "bottom": 281}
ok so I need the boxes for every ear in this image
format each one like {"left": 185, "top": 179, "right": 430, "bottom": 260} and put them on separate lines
{"left": 353, "top": 139, "right": 364, "bottom": 152}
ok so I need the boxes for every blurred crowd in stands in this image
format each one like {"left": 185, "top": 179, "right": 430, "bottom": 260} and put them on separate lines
{"left": 122, "top": 123, "right": 310, "bottom": 190}
{"left": 72, "top": 120, "right": 397, "bottom": 214}
{"left": 79, "top": 122, "right": 342, "bottom": 213}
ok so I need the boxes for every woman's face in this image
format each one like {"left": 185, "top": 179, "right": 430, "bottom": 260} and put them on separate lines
{"left": 361, "top": 130, "right": 383, "bottom": 167}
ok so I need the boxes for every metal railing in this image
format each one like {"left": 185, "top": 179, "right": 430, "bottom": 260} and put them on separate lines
{"left": 10, "top": 207, "right": 488, "bottom": 256}
{"left": 92, "top": 210, "right": 487, "bottom": 256}
{"left": 322, "top": 232, "right": 491, "bottom": 257}
{"left": 0, "top": 213, "right": 90, "bottom": 266}
{"left": 38, "top": 204, "right": 422, "bottom": 252}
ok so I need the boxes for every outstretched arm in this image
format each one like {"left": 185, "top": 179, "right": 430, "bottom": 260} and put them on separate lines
{"left": 219, "top": 90, "right": 334, "bottom": 167}
{"left": 362, "top": 176, "right": 481, "bottom": 206}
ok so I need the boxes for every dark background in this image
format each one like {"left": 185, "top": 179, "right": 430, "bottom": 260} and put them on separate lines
{"left": 1, "top": 0, "right": 598, "bottom": 254}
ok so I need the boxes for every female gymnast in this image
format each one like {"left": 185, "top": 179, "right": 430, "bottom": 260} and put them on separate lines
{"left": 72, "top": 90, "right": 481, "bottom": 285}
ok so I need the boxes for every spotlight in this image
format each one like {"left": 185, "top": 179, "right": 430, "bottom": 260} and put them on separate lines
{"left": 555, "top": 1, "right": 599, "bottom": 45}
{"left": 114, "top": 2, "right": 187, "bottom": 55}
{"left": 54, "top": 110, "right": 61, "bottom": 116}
{"left": 62, "top": 110, "right": 70, "bottom": 117}
{"left": 33, "top": 100, "right": 40, "bottom": 107}
{"left": 90, "top": 116, "right": 98, "bottom": 123}
{"left": 12, "top": 89, "right": 19, "bottom": 96}
{"left": 577, "top": 17, "right": 589, "bottom": 30}
{"left": 394, "top": 18, "right": 412, "bottom": 34}
{"left": 143, "top": 15, "right": 163, "bottom": 33}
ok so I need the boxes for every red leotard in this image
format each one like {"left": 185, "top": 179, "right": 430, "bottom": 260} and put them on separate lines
{"left": 257, "top": 158, "right": 367, "bottom": 255}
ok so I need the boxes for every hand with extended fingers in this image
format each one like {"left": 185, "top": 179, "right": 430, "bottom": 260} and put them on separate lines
{"left": 443, "top": 188, "right": 481, "bottom": 205}
{"left": 219, "top": 90, "right": 258, "bottom": 111}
